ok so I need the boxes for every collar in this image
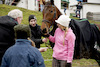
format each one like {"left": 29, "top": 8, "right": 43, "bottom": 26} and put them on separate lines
{"left": 16, "top": 39, "right": 31, "bottom": 45}
{"left": 29, "top": 24, "right": 38, "bottom": 30}
{"left": 9, "top": 16, "right": 18, "bottom": 24}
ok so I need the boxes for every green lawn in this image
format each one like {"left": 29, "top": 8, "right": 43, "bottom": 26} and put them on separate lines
{"left": 0, "top": 4, "right": 42, "bottom": 25}
{"left": 0, "top": 4, "right": 100, "bottom": 67}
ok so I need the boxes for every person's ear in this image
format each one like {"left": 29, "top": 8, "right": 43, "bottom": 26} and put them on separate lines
{"left": 16, "top": 17, "right": 22, "bottom": 24}
{"left": 16, "top": 17, "right": 19, "bottom": 21}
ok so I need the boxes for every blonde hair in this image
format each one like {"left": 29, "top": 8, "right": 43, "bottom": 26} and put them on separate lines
{"left": 63, "top": 27, "right": 68, "bottom": 46}
{"left": 57, "top": 22, "right": 69, "bottom": 46}
{"left": 8, "top": 9, "right": 23, "bottom": 19}
{"left": 28, "top": 38, "right": 35, "bottom": 47}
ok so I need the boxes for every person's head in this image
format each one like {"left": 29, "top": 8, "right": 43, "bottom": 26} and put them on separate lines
{"left": 14, "top": 24, "right": 31, "bottom": 39}
{"left": 79, "top": 1, "right": 81, "bottom": 3}
{"left": 8, "top": 9, "right": 23, "bottom": 24}
{"left": 29, "top": 15, "right": 37, "bottom": 27}
{"left": 55, "top": 15, "right": 71, "bottom": 31}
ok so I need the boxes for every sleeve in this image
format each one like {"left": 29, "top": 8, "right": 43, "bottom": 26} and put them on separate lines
{"left": 48, "top": 35, "right": 55, "bottom": 43}
{"left": 67, "top": 33, "right": 76, "bottom": 63}
{"left": 48, "top": 28, "right": 59, "bottom": 43}
{"left": 31, "top": 48, "right": 45, "bottom": 67}
{"left": 31, "top": 36, "right": 43, "bottom": 45}
{"left": 36, "top": 53, "right": 45, "bottom": 67}
{"left": 48, "top": 29, "right": 59, "bottom": 43}
{"left": 1, "top": 53, "right": 8, "bottom": 67}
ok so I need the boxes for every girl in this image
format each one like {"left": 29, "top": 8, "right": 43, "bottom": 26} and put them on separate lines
{"left": 45, "top": 15, "right": 76, "bottom": 67}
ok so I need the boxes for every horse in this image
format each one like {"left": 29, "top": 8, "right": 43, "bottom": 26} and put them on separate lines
{"left": 41, "top": 1, "right": 100, "bottom": 65}
{"left": 41, "top": 1, "right": 62, "bottom": 48}
{"left": 41, "top": 1, "right": 61, "bottom": 35}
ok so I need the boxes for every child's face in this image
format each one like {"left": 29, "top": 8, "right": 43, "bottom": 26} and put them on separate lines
{"left": 29, "top": 19, "right": 37, "bottom": 27}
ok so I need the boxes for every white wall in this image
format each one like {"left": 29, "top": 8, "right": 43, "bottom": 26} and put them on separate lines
{"left": 54, "top": 0, "right": 61, "bottom": 10}
{"left": 54, "top": 0, "right": 100, "bottom": 19}
{"left": 28, "top": 0, "right": 38, "bottom": 11}
{"left": 17, "top": 0, "right": 39, "bottom": 11}
{"left": 17, "top": 0, "right": 28, "bottom": 9}
{"left": 69, "top": 0, "right": 77, "bottom": 13}
{"left": 88, "top": 0, "right": 100, "bottom": 3}
{"left": 81, "top": 4, "right": 100, "bottom": 19}
{"left": 54, "top": 0, "right": 64, "bottom": 14}
{"left": 54, "top": 0, "right": 71, "bottom": 16}
{"left": 69, "top": 0, "right": 77, "bottom": 5}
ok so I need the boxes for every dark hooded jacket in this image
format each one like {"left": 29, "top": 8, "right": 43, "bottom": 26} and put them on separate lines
{"left": 0, "top": 15, "right": 18, "bottom": 64}
{"left": 29, "top": 24, "right": 43, "bottom": 48}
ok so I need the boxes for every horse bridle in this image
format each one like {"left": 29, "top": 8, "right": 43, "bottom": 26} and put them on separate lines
{"left": 42, "top": 5, "right": 56, "bottom": 33}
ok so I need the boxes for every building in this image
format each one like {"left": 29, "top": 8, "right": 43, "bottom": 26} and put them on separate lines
{"left": 5, "top": 0, "right": 39, "bottom": 11}
{"left": 54, "top": 0, "right": 70, "bottom": 16}
{"left": 5, "top": 0, "right": 100, "bottom": 20}
{"left": 81, "top": 0, "right": 100, "bottom": 19}
{"left": 69, "top": 0, "right": 100, "bottom": 19}
{"left": 5, "top": 0, "right": 70, "bottom": 15}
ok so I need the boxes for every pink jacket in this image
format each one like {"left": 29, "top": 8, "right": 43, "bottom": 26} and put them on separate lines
{"left": 48, "top": 28, "right": 76, "bottom": 63}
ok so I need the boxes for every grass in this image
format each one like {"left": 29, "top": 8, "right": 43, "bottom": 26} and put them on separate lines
{"left": 0, "top": 4, "right": 100, "bottom": 67}
{"left": 0, "top": 4, "right": 43, "bottom": 25}
{"left": 72, "top": 59, "right": 99, "bottom": 67}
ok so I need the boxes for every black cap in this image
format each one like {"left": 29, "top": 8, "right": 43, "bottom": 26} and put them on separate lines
{"left": 29, "top": 15, "right": 37, "bottom": 22}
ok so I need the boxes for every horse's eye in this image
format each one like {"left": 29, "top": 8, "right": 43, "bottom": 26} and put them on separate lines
{"left": 51, "top": 11, "right": 53, "bottom": 13}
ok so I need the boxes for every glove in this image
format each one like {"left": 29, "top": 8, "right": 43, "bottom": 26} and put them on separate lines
{"left": 42, "top": 34, "right": 50, "bottom": 37}
{"left": 67, "top": 63, "right": 71, "bottom": 67}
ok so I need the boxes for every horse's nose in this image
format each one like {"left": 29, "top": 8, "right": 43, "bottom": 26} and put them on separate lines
{"left": 42, "top": 28, "right": 47, "bottom": 34}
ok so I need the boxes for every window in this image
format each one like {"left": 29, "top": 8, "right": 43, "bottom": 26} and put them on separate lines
{"left": 77, "top": 0, "right": 87, "bottom": 2}
{"left": 61, "top": 0, "right": 69, "bottom": 9}
{"left": 83, "top": 0, "right": 87, "bottom": 2}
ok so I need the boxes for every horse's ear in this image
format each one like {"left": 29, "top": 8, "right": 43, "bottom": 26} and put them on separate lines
{"left": 42, "top": 0, "right": 46, "bottom": 5}
{"left": 51, "top": 0, "right": 54, "bottom": 5}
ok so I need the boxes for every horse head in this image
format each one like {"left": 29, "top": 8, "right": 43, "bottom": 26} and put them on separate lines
{"left": 41, "top": 1, "right": 62, "bottom": 35}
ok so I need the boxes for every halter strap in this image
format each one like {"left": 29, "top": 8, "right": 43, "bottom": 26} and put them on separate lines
{"left": 42, "top": 19, "right": 53, "bottom": 33}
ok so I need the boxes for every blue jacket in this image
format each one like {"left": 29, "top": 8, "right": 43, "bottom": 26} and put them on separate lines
{"left": 1, "top": 39, "right": 45, "bottom": 67}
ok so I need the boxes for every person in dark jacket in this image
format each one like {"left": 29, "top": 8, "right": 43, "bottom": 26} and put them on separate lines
{"left": 63, "top": 2, "right": 67, "bottom": 15}
{"left": 76, "top": 1, "right": 82, "bottom": 18}
{"left": 1, "top": 24, "right": 45, "bottom": 67}
{"left": 29, "top": 15, "right": 47, "bottom": 48}
{"left": 0, "top": 9, "right": 23, "bottom": 64}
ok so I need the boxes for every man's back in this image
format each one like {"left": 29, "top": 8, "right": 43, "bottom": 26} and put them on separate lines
{"left": 1, "top": 39, "right": 45, "bottom": 67}
{"left": 0, "top": 15, "right": 17, "bottom": 64}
